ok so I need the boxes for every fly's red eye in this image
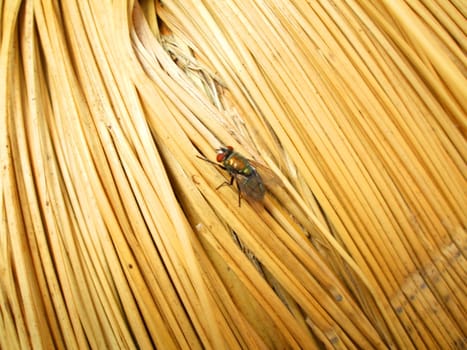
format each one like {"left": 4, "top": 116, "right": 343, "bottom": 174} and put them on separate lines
{"left": 226, "top": 145, "right": 233, "bottom": 151}
{"left": 216, "top": 153, "right": 225, "bottom": 162}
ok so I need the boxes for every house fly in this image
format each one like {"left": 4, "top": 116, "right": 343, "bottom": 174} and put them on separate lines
{"left": 197, "top": 146, "right": 267, "bottom": 206}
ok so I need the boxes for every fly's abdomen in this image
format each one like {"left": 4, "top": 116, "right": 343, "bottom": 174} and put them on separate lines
{"left": 238, "top": 172, "right": 265, "bottom": 200}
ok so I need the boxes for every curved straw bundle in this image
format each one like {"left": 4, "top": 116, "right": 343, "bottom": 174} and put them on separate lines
{"left": 1, "top": 0, "right": 465, "bottom": 349}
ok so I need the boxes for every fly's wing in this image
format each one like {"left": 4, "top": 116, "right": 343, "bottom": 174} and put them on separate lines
{"left": 236, "top": 171, "right": 265, "bottom": 200}
{"left": 247, "top": 159, "right": 282, "bottom": 187}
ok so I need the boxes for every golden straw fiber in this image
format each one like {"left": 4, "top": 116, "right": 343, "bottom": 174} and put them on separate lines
{"left": 1, "top": 0, "right": 465, "bottom": 349}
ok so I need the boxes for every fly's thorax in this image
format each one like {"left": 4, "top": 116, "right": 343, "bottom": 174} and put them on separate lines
{"left": 224, "top": 153, "right": 254, "bottom": 176}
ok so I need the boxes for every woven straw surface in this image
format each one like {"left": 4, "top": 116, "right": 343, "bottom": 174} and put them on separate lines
{"left": 1, "top": 1, "right": 465, "bottom": 349}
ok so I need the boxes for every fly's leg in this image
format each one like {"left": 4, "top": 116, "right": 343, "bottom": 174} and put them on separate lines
{"left": 198, "top": 155, "right": 243, "bottom": 207}
{"left": 216, "top": 175, "right": 242, "bottom": 206}
{"left": 196, "top": 155, "right": 227, "bottom": 170}
{"left": 216, "top": 175, "right": 234, "bottom": 190}
{"left": 236, "top": 178, "right": 242, "bottom": 207}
